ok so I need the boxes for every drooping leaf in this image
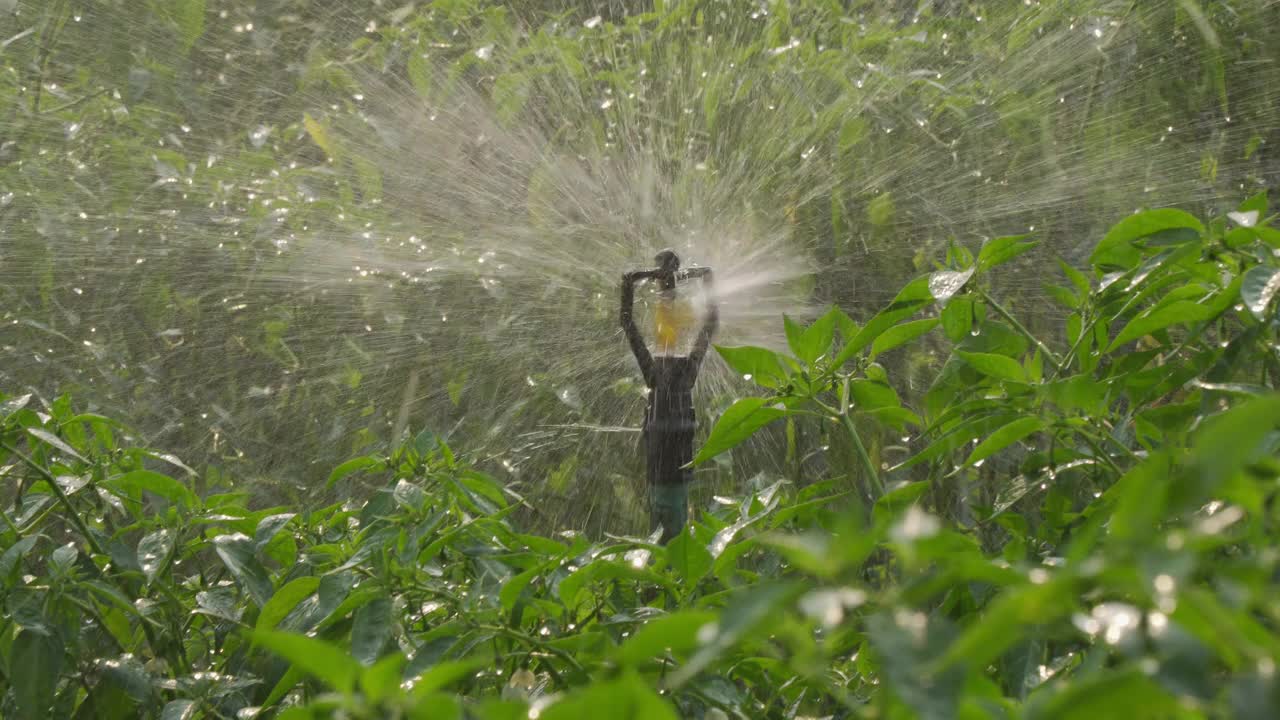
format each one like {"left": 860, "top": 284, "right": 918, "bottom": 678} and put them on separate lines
{"left": 26, "top": 427, "right": 88, "bottom": 464}
{"left": 213, "top": 533, "right": 274, "bottom": 607}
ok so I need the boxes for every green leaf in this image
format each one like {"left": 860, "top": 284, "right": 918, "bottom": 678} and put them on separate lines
{"left": 109, "top": 469, "right": 198, "bottom": 509}
{"left": 539, "top": 672, "right": 678, "bottom": 720}
{"left": 0, "top": 535, "right": 39, "bottom": 580}
{"left": 304, "top": 113, "right": 339, "bottom": 160}
{"left": 408, "top": 659, "right": 487, "bottom": 696}
{"left": 941, "top": 296, "right": 974, "bottom": 341}
{"left": 1090, "top": 208, "right": 1204, "bottom": 269}
{"left": 254, "top": 513, "right": 296, "bottom": 551}
{"left": 1107, "top": 300, "right": 1218, "bottom": 350}
{"left": 667, "top": 583, "right": 800, "bottom": 688}
{"left": 834, "top": 277, "right": 933, "bottom": 366}
{"left": 213, "top": 533, "right": 274, "bottom": 607}
{"left": 870, "top": 318, "right": 939, "bottom": 359}
{"left": 977, "top": 235, "right": 1037, "bottom": 272}
{"left": 12, "top": 627, "right": 63, "bottom": 720}
{"left": 1241, "top": 265, "right": 1280, "bottom": 319}
{"left": 1026, "top": 668, "right": 1179, "bottom": 720}
{"left": 791, "top": 307, "right": 840, "bottom": 365}
{"left": 783, "top": 314, "right": 805, "bottom": 360}
{"left": 137, "top": 529, "right": 173, "bottom": 583}
{"left": 868, "top": 191, "right": 895, "bottom": 226}
{"left": 253, "top": 630, "right": 360, "bottom": 694}
{"left": 26, "top": 427, "right": 88, "bottom": 464}
{"left": 326, "top": 455, "right": 382, "bottom": 489}
{"left": 616, "top": 610, "right": 717, "bottom": 666}
{"left": 692, "top": 398, "right": 786, "bottom": 465}
{"left": 161, "top": 700, "right": 197, "bottom": 720}
{"left": 351, "top": 596, "right": 393, "bottom": 666}
{"left": 96, "top": 654, "right": 153, "bottom": 703}
{"left": 966, "top": 416, "right": 1045, "bottom": 466}
{"left": 1185, "top": 394, "right": 1280, "bottom": 508}
{"left": 361, "top": 654, "right": 407, "bottom": 704}
{"left": 173, "top": 0, "right": 205, "bottom": 50}
{"left": 499, "top": 564, "right": 542, "bottom": 612}
{"left": 665, "top": 528, "right": 712, "bottom": 584}
{"left": 956, "top": 351, "right": 1028, "bottom": 383}
{"left": 714, "top": 345, "right": 788, "bottom": 388}
{"left": 256, "top": 577, "right": 321, "bottom": 631}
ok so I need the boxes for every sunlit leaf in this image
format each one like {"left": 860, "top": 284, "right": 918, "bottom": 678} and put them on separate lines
{"left": 213, "top": 533, "right": 273, "bottom": 607}
{"left": 693, "top": 398, "right": 786, "bottom": 465}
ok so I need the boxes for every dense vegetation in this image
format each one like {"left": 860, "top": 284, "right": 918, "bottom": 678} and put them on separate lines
{"left": 4, "top": 0, "right": 1280, "bottom": 718}
{"left": 6, "top": 199, "right": 1280, "bottom": 717}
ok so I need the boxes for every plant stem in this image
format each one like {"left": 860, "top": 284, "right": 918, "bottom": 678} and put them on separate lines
{"left": 818, "top": 395, "right": 884, "bottom": 500}
{"left": 1, "top": 441, "right": 105, "bottom": 556}
{"left": 977, "top": 288, "right": 1064, "bottom": 373}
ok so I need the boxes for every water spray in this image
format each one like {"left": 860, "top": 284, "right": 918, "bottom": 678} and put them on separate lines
{"left": 620, "top": 249, "right": 718, "bottom": 543}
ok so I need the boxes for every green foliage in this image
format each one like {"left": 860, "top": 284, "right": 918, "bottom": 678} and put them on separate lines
{"left": 5, "top": 200, "right": 1280, "bottom": 716}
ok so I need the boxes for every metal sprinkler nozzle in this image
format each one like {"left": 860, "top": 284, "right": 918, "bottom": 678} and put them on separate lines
{"left": 653, "top": 248, "right": 680, "bottom": 290}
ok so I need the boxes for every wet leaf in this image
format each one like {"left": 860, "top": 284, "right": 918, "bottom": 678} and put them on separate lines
{"left": 616, "top": 610, "right": 717, "bottom": 665}
{"left": 928, "top": 268, "right": 975, "bottom": 305}
{"left": 213, "top": 533, "right": 273, "bottom": 607}
{"left": 1240, "top": 265, "right": 1280, "bottom": 319}
{"left": 137, "top": 529, "right": 173, "bottom": 582}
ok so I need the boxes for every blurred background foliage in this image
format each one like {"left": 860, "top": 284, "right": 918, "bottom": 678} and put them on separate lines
{"left": 2, "top": 0, "right": 1279, "bottom": 535}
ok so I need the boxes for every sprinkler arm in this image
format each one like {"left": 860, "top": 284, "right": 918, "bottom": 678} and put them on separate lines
{"left": 620, "top": 270, "right": 656, "bottom": 383}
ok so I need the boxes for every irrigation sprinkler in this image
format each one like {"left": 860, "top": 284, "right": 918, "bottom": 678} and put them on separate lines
{"left": 620, "top": 249, "right": 719, "bottom": 543}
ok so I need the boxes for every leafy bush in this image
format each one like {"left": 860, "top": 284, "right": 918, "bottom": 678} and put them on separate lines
{"left": 5, "top": 198, "right": 1280, "bottom": 718}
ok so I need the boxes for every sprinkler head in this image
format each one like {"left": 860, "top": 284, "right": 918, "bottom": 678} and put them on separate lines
{"left": 653, "top": 249, "right": 680, "bottom": 290}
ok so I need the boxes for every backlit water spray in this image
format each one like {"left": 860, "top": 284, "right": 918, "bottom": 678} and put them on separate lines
{"left": 1, "top": 2, "right": 1276, "bottom": 534}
